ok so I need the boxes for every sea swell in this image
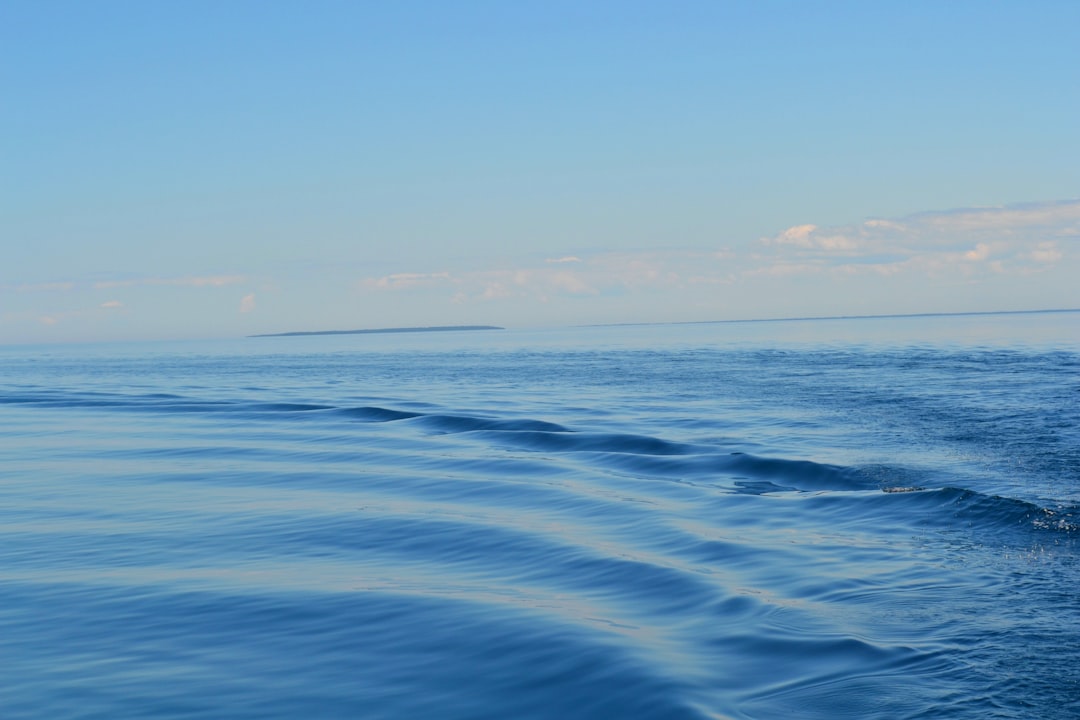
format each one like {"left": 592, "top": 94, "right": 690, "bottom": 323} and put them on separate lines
{"left": 1, "top": 348, "right": 1078, "bottom": 719}
{"left": 3, "top": 386, "right": 1076, "bottom": 538}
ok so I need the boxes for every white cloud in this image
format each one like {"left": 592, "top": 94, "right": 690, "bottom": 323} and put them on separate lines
{"left": 919, "top": 201, "right": 1080, "bottom": 233}
{"left": 100, "top": 300, "right": 123, "bottom": 309}
{"left": 550, "top": 271, "right": 598, "bottom": 295}
{"left": 756, "top": 198, "right": 1080, "bottom": 279}
{"left": 480, "top": 283, "right": 512, "bottom": 300}
{"left": 816, "top": 234, "right": 859, "bottom": 251}
{"left": 769, "top": 224, "right": 818, "bottom": 247}
{"left": 346, "top": 198, "right": 1077, "bottom": 317}
{"left": 588, "top": 254, "right": 685, "bottom": 289}
{"left": 93, "top": 275, "right": 246, "bottom": 290}
{"left": 362, "top": 272, "right": 453, "bottom": 290}
{"left": 863, "top": 219, "right": 906, "bottom": 231}
{"left": 765, "top": 224, "right": 858, "bottom": 252}
{"left": 239, "top": 293, "right": 256, "bottom": 313}
{"left": 358, "top": 253, "right": 678, "bottom": 304}
{"left": 1031, "top": 241, "right": 1063, "bottom": 264}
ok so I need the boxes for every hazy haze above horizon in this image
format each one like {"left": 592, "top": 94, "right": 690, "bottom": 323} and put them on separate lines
{"left": 3, "top": 1, "right": 1078, "bottom": 344}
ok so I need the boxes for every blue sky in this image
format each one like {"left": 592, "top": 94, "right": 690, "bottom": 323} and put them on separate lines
{"left": 3, "top": 1, "right": 1078, "bottom": 343}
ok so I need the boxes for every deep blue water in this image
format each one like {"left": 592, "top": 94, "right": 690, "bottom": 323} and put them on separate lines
{"left": 1, "top": 312, "right": 1078, "bottom": 719}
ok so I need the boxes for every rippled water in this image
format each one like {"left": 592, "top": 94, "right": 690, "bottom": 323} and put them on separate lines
{"left": 1, "top": 312, "right": 1078, "bottom": 719}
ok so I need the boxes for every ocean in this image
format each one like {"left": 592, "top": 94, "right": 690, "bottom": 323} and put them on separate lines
{"left": 1, "top": 311, "right": 1077, "bottom": 719}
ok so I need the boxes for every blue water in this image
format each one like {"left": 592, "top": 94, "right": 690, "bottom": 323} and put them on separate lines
{"left": 1, "top": 312, "right": 1077, "bottom": 719}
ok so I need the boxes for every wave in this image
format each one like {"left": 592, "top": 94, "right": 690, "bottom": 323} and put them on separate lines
{"left": 4, "top": 387, "right": 1074, "bottom": 541}
{"left": 3, "top": 379, "right": 1078, "bottom": 718}
{"left": 882, "top": 485, "right": 1079, "bottom": 535}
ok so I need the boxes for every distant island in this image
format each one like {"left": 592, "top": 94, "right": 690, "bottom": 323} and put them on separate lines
{"left": 581, "top": 308, "right": 1080, "bottom": 328}
{"left": 249, "top": 325, "right": 504, "bottom": 338}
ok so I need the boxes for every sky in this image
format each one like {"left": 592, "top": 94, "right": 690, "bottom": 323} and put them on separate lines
{"left": 2, "top": 1, "right": 1078, "bottom": 344}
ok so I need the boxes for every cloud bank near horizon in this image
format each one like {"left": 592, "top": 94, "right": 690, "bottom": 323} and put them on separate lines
{"left": 356, "top": 199, "right": 1077, "bottom": 306}
{"left": 3, "top": 198, "right": 1077, "bottom": 342}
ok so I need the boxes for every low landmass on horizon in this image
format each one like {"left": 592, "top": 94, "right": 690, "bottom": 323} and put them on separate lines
{"left": 249, "top": 325, "right": 504, "bottom": 338}
{"left": 582, "top": 307, "right": 1079, "bottom": 328}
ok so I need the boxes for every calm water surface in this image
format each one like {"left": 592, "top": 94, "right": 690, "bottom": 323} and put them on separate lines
{"left": 1, "top": 312, "right": 1078, "bottom": 718}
